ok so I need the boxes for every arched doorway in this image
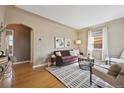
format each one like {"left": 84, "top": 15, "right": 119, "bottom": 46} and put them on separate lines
{"left": 6, "top": 24, "right": 33, "bottom": 63}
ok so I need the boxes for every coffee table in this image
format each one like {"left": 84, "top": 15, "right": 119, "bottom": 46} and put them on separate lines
{"left": 78, "top": 57, "right": 94, "bottom": 85}
{"left": 78, "top": 57, "right": 94, "bottom": 63}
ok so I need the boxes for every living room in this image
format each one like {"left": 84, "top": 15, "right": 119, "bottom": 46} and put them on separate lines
{"left": 0, "top": 4, "right": 124, "bottom": 89}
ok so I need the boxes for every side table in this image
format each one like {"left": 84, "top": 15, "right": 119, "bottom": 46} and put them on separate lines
{"left": 48, "top": 54, "right": 56, "bottom": 67}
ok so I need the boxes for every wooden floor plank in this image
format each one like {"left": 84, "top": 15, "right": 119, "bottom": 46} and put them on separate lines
{"left": 13, "top": 63, "right": 65, "bottom": 88}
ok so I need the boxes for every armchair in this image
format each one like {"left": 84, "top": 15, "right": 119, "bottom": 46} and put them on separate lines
{"left": 92, "top": 63, "right": 124, "bottom": 87}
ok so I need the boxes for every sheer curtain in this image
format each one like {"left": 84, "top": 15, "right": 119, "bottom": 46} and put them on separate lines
{"left": 87, "top": 27, "right": 109, "bottom": 61}
{"left": 87, "top": 30, "right": 94, "bottom": 57}
{"left": 102, "top": 27, "right": 109, "bottom": 61}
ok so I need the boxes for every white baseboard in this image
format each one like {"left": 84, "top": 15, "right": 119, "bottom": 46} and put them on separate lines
{"left": 13, "top": 60, "right": 30, "bottom": 65}
{"left": 33, "top": 63, "right": 47, "bottom": 69}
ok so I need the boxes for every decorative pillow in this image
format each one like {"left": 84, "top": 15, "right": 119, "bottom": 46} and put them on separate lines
{"left": 107, "top": 64, "right": 122, "bottom": 76}
{"left": 120, "top": 51, "right": 124, "bottom": 59}
{"left": 0, "top": 50, "right": 4, "bottom": 57}
{"left": 55, "top": 52, "right": 62, "bottom": 56}
{"left": 69, "top": 50, "right": 78, "bottom": 56}
{"left": 51, "top": 54, "right": 56, "bottom": 58}
{"left": 73, "top": 49, "right": 80, "bottom": 56}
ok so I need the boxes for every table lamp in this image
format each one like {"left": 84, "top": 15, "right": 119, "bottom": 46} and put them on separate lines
{"left": 76, "top": 39, "right": 81, "bottom": 49}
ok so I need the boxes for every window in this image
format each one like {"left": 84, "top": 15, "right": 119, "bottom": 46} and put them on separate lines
{"left": 6, "top": 31, "right": 13, "bottom": 56}
{"left": 89, "top": 30, "right": 103, "bottom": 50}
{"left": 92, "top": 31, "right": 103, "bottom": 49}
{"left": 87, "top": 27, "right": 108, "bottom": 61}
{"left": 8, "top": 35, "right": 13, "bottom": 46}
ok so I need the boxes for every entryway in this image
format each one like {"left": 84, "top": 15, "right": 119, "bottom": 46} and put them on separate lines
{"left": 6, "top": 24, "right": 32, "bottom": 63}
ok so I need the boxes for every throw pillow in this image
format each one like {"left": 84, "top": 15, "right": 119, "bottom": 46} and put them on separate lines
{"left": 107, "top": 64, "right": 122, "bottom": 76}
{"left": 73, "top": 49, "right": 80, "bottom": 55}
{"left": 69, "top": 50, "right": 77, "bottom": 56}
{"left": 55, "top": 52, "right": 62, "bottom": 56}
{"left": 120, "top": 51, "right": 124, "bottom": 59}
{"left": 51, "top": 54, "right": 56, "bottom": 58}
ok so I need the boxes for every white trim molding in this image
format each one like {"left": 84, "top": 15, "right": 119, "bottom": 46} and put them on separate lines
{"left": 13, "top": 60, "right": 30, "bottom": 65}
{"left": 33, "top": 63, "right": 47, "bottom": 69}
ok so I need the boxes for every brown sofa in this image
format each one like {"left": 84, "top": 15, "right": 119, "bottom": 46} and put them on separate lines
{"left": 54, "top": 50, "right": 78, "bottom": 66}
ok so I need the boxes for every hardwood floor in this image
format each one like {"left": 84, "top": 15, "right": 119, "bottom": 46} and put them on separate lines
{"left": 13, "top": 63, "right": 65, "bottom": 88}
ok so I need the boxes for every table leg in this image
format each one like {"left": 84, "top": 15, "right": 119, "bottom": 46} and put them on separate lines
{"left": 90, "top": 64, "right": 92, "bottom": 85}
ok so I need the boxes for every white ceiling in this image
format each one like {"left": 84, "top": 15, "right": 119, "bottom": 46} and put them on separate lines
{"left": 16, "top": 5, "right": 124, "bottom": 29}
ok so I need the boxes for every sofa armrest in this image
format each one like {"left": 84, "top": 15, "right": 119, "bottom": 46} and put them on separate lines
{"left": 80, "top": 52, "right": 83, "bottom": 56}
{"left": 92, "top": 67, "right": 116, "bottom": 87}
{"left": 114, "top": 66, "right": 124, "bottom": 86}
{"left": 55, "top": 56, "right": 63, "bottom": 66}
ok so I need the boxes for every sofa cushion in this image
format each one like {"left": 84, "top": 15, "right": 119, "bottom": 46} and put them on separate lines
{"left": 55, "top": 51, "right": 62, "bottom": 56}
{"left": 62, "top": 56, "right": 78, "bottom": 63}
{"left": 60, "top": 50, "right": 70, "bottom": 56}
{"left": 107, "top": 64, "right": 122, "bottom": 76}
{"left": 73, "top": 49, "right": 80, "bottom": 55}
{"left": 69, "top": 50, "right": 78, "bottom": 56}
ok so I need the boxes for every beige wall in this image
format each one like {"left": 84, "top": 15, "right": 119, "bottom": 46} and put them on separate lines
{"left": 78, "top": 29, "right": 88, "bottom": 56}
{"left": 78, "top": 17, "right": 124, "bottom": 58}
{"left": 0, "top": 6, "right": 7, "bottom": 22}
{"left": 107, "top": 18, "right": 124, "bottom": 57}
{"left": 5, "top": 6, "right": 77, "bottom": 66}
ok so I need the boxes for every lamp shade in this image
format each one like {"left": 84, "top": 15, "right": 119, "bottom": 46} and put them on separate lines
{"left": 76, "top": 40, "right": 81, "bottom": 45}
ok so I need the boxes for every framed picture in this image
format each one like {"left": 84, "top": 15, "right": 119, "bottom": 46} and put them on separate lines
{"left": 65, "top": 38, "right": 71, "bottom": 48}
{"left": 55, "top": 37, "right": 64, "bottom": 48}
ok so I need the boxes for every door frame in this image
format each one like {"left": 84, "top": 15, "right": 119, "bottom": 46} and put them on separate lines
{"left": 6, "top": 29, "right": 14, "bottom": 56}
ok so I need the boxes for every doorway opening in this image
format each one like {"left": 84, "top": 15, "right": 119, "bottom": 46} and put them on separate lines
{"left": 6, "top": 24, "right": 33, "bottom": 64}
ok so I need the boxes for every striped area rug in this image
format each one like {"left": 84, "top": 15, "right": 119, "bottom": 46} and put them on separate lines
{"left": 46, "top": 63, "right": 113, "bottom": 88}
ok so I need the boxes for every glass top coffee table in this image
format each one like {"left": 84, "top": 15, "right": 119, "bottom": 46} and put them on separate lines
{"left": 78, "top": 57, "right": 94, "bottom": 85}
{"left": 78, "top": 57, "right": 113, "bottom": 87}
